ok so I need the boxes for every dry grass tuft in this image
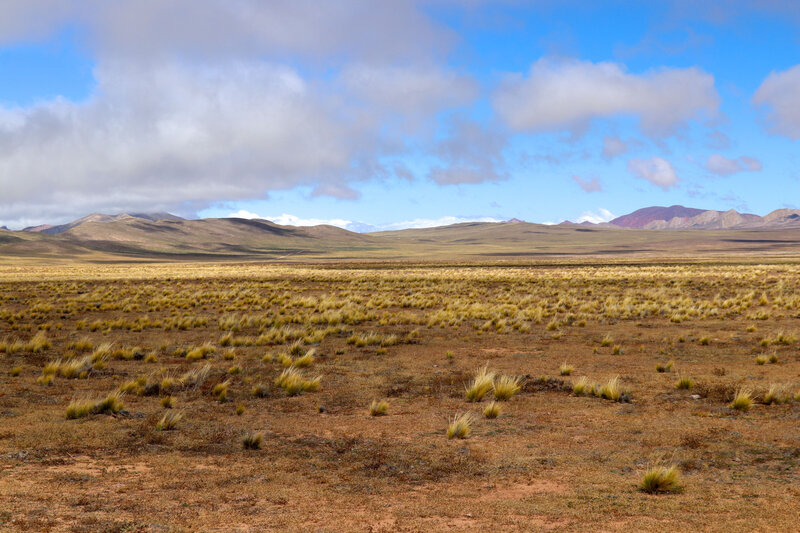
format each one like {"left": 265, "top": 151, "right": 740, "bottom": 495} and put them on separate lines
{"left": 369, "top": 399, "right": 389, "bottom": 416}
{"left": 493, "top": 374, "right": 522, "bottom": 401}
{"left": 156, "top": 411, "right": 182, "bottom": 431}
{"left": 242, "top": 431, "right": 263, "bottom": 450}
{"left": 465, "top": 365, "right": 495, "bottom": 402}
{"left": 729, "top": 388, "right": 753, "bottom": 411}
{"left": 559, "top": 362, "right": 574, "bottom": 376}
{"left": 482, "top": 401, "right": 501, "bottom": 419}
{"left": 640, "top": 465, "right": 682, "bottom": 494}
{"left": 446, "top": 413, "right": 474, "bottom": 439}
{"left": 275, "top": 367, "right": 321, "bottom": 396}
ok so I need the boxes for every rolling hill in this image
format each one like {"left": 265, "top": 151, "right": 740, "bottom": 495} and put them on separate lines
{"left": 3, "top": 209, "right": 800, "bottom": 263}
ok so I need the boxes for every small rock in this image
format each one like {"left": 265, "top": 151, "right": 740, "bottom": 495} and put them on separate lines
{"left": 690, "top": 394, "right": 701, "bottom": 400}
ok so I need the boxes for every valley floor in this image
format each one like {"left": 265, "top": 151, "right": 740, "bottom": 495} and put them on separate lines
{"left": 1, "top": 261, "right": 799, "bottom": 531}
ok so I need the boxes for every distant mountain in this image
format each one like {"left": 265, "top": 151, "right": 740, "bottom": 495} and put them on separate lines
{"left": 24, "top": 212, "right": 184, "bottom": 235}
{"left": 610, "top": 206, "right": 707, "bottom": 228}
{"left": 607, "top": 205, "right": 800, "bottom": 230}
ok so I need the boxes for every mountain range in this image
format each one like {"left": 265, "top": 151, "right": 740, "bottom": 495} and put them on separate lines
{"left": 3, "top": 205, "right": 800, "bottom": 262}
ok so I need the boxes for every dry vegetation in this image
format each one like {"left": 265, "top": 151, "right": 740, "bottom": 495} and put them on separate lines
{"left": 1, "top": 260, "right": 800, "bottom": 531}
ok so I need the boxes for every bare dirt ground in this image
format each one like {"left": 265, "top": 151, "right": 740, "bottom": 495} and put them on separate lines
{"left": 1, "top": 261, "right": 800, "bottom": 532}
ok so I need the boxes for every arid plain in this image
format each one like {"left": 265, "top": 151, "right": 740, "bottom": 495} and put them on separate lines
{"left": 1, "top": 259, "right": 800, "bottom": 532}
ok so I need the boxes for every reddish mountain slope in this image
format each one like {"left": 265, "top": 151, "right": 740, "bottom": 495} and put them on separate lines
{"left": 610, "top": 205, "right": 707, "bottom": 228}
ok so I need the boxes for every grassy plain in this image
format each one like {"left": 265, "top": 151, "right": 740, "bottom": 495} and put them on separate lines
{"left": 2, "top": 260, "right": 800, "bottom": 531}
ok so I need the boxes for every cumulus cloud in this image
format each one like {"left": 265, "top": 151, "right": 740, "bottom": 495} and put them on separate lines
{"left": 705, "top": 129, "right": 731, "bottom": 150}
{"left": 601, "top": 136, "right": 631, "bottom": 160}
{"left": 571, "top": 175, "right": 602, "bottom": 192}
{"left": 340, "top": 64, "right": 477, "bottom": 128}
{"left": 575, "top": 208, "right": 616, "bottom": 224}
{"left": 627, "top": 157, "right": 680, "bottom": 190}
{"left": 0, "top": 1, "right": 498, "bottom": 227}
{"left": 704, "top": 154, "right": 762, "bottom": 176}
{"left": 753, "top": 64, "right": 800, "bottom": 139}
{"left": 0, "top": 0, "right": 452, "bottom": 62}
{"left": 0, "top": 61, "right": 383, "bottom": 224}
{"left": 493, "top": 58, "right": 719, "bottom": 137}
{"left": 428, "top": 116, "right": 508, "bottom": 185}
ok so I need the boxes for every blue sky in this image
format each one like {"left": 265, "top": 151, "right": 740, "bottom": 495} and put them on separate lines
{"left": 0, "top": 1, "right": 799, "bottom": 230}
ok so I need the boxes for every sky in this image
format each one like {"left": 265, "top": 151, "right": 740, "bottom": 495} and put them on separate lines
{"left": 1, "top": 1, "right": 799, "bottom": 231}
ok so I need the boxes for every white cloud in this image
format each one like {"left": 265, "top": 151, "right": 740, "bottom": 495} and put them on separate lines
{"left": 340, "top": 64, "right": 477, "bottom": 126}
{"left": 225, "top": 211, "right": 502, "bottom": 232}
{"left": 575, "top": 208, "right": 616, "bottom": 224}
{"left": 571, "top": 175, "right": 602, "bottom": 192}
{"left": 0, "top": 1, "right": 491, "bottom": 228}
{"left": 375, "top": 216, "right": 503, "bottom": 231}
{"left": 627, "top": 157, "right": 680, "bottom": 190}
{"left": 0, "top": 1, "right": 452, "bottom": 63}
{"left": 753, "top": 64, "right": 800, "bottom": 139}
{"left": 228, "top": 210, "right": 355, "bottom": 229}
{"left": 493, "top": 58, "right": 719, "bottom": 137}
{"left": 705, "top": 154, "right": 762, "bottom": 176}
{"left": 602, "top": 136, "right": 633, "bottom": 160}
{"left": 0, "top": 61, "right": 379, "bottom": 224}
{"left": 428, "top": 116, "right": 508, "bottom": 185}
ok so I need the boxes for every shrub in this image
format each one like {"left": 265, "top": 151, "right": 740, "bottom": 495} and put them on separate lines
{"left": 640, "top": 465, "right": 682, "bottom": 494}
{"left": 612, "top": 345, "right": 622, "bottom": 355}
{"left": 493, "top": 375, "right": 522, "bottom": 401}
{"left": 236, "top": 404, "right": 245, "bottom": 416}
{"left": 729, "top": 389, "right": 753, "bottom": 411}
{"left": 698, "top": 337, "right": 710, "bottom": 346}
{"left": 465, "top": 365, "right": 495, "bottom": 402}
{"left": 242, "top": 431, "right": 263, "bottom": 450}
{"left": 600, "top": 334, "right": 612, "bottom": 347}
{"left": 446, "top": 413, "right": 474, "bottom": 439}
{"left": 675, "top": 376, "right": 694, "bottom": 390}
{"left": 9, "top": 366, "right": 21, "bottom": 377}
{"left": 369, "top": 399, "right": 389, "bottom": 416}
{"left": 156, "top": 411, "right": 182, "bottom": 431}
{"left": 161, "top": 396, "right": 175, "bottom": 409}
{"left": 227, "top": 365, "right": 242, "bottom": 375}
{"left": 769, "top": 353, "right": 779, "bottom": 364}
{"left": 483, "top": 401, "right": 501, "bottom": 419}
{"left": 755, "top": 355, "right": 767, "bottom": 365}
{"left": 559, "top": 362, "right": 573, "bottom": 376}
